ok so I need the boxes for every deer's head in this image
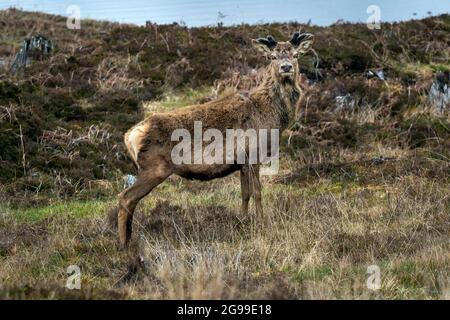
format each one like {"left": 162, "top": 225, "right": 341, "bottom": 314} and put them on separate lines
{"left": 252, "top": 32, "right": 314, "bottom": 82}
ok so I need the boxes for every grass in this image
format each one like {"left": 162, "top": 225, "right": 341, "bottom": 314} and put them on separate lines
{"left": 1, "top": 88, "right": 449, "bottom": 299}
{"left": 2, "top": 200, "right": 109, "bottom": 222}
{"left": 0, "top": 10, "right": 449, "bottom": 299}
{"left": 1, "top": 143, "right": 449, "bottom": 298}
{"left": 142, "top": 86, "right": 213, "bottom": 115}
{"left": 159, "top": 87, "right": 213, "bottom": 110}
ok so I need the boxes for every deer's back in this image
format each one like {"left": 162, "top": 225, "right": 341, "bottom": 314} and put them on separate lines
{"left": 125, "top": 93, "right": 264, "bottom": 169}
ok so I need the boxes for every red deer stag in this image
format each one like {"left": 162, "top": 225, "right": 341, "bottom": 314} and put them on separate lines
{"left": 116, "top": 32, "right": 314, "bottom": 247}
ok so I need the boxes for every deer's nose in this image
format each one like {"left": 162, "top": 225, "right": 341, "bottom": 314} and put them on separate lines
{"left": 281, "top": 64, "right": 293, "bottom": 72}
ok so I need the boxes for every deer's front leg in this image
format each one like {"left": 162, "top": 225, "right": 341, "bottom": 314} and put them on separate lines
{"left": 249, "top": 164, "right": 263, "bottom": 217}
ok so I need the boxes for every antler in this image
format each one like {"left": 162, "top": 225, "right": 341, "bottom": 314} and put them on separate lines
{"left": 290, "top": 32, "right": 314, "bottom": 47}
{"left": 256, "top": 36, "right": 277, "bottom": 49}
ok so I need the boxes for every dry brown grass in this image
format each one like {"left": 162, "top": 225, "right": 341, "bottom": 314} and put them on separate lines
{"left": 0, "top": 9, "right": 449, "bottom": 300}
{"left": 1, "top": 132, "right": 449, "bottom": 299}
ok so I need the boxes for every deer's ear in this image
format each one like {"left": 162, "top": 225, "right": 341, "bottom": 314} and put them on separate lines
{"left": 290, "top": 32, "right": 314, "bottom": 54}
{"left": 252, "top": 36, "right": 277, "bottom": 54}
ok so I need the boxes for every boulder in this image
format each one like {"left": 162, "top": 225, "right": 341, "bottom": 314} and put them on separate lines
{"left": 428, "top": 71, "right": 450, "bottom": 112}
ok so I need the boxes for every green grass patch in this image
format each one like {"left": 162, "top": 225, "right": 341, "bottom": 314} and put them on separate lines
{"left": 3, "top": 200, "right": 110, "bottom": 223}
{"left": 390, "top": 261, "right": 424, "bottom": 290}
{"left": 293, "top": 265, "right": 334, "bottom": 282}
{"left": 160, "top": 86, "right": 213, "bottom": 110}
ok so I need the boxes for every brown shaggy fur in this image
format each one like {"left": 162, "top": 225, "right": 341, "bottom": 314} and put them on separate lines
{"left": 117, "top": 33, "right": 315, "bottom": 247}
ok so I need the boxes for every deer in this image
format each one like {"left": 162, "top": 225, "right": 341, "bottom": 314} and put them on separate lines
{"left": 115, "top": 32, "right": 315, "bottom": 247}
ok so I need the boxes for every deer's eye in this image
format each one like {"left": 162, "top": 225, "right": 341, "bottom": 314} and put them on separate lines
{"left": 293, "top": 52, "right": 299, "bottom": 58}
{"left": 270, "top": 53, "right": 277, "bottom": 60}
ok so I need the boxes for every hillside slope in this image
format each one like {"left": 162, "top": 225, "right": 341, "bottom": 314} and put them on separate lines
{"left": 0, "top": 9, "right": 449, "bottom": 202}
{"left": 0, "top": 9, "right": 449, "bottom": 299}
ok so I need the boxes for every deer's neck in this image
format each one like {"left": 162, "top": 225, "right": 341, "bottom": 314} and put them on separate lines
{"left": 252, "top": 70, "right": 301, "bottom": 130}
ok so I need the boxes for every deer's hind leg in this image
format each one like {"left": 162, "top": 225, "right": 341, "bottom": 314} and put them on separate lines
{"left": 240, "top": 166, "right": 251, "bottom": 215}
{"left": 118, "top": 162, "right": 171, "bottom": 248}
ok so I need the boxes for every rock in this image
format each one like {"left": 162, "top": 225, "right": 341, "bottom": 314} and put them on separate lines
{"left": 367, "top": 70, "right": 386, "bottom": 81}
{"left": 123, "top": 174, "right": 137, "bottom": 189}
{"left": 428, "top": 71, "right": 450, "bottom": 112}
{"left": 10, "top": 35, "right": 54, "bottom": 73}
{"left": 335, "top": 93, "right": 355, "bottom": 111}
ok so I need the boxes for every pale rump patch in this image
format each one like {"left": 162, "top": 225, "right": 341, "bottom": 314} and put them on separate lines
{"left": 124, "top": 122, "right": 149, "bottom": 163}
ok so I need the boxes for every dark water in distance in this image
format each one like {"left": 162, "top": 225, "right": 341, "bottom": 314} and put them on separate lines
{"left": 1, "top": 0, "right": 449, "bottom": 26}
